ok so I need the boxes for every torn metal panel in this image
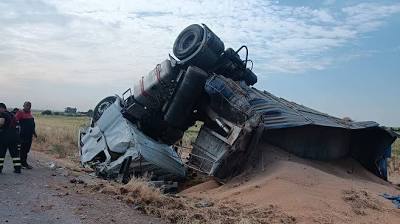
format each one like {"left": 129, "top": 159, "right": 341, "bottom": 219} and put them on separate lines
{"left": 189, "top": 122, "right": 253, "bottom": 180}
{"left": 250, "top": 88, "right": 380, "bottom": 130}
{"left": 189, "top": 125, "right": 235, "bottom": 175}
{"left": 187, "top": 75, "right": 261, "bottom": 179}
{"left": 96, "top": 98, "right": 135, "bottom": 153}
{"left": 79, "top": 126, "right": 107, "bottom": 163}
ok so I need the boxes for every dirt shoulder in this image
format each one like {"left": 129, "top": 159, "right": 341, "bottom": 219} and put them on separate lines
{"left": 0, "top": 151, "right": 164, "bottom": 224}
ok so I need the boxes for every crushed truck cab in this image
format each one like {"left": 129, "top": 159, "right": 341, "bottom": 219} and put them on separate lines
{"left": 79, "top": 97, "right": 186, "bottom": 182}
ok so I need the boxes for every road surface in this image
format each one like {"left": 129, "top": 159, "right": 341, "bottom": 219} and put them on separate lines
{"left": 0, "top": 152, "right": 164, "bottom": 224}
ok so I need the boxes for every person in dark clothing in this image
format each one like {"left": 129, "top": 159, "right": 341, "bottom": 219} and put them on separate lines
{"left": 0, "top": 103, "right": 22, "bottom": 173}
{"left": 15, "top": 101, "right": 37, "bottom": 169}
{"left": 12, "top": 108, "right": 19, "bottom": 115}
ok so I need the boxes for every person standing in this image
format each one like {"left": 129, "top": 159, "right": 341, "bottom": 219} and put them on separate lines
{"left": 15, "top": 101, "right": 37, "bottom": 169}
{"left": 0, "top": 103, "right": 22, "bottom": 173}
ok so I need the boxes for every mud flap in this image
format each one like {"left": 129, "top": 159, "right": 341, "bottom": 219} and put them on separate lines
{"left": 119, "top": 156, "right": 132, "bottom": 184}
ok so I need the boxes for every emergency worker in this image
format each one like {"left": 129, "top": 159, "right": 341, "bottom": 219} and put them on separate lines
{"left": 0, "top": 103, "right": 21, "bottom": 173}
{"left": 15, "top": 101, "right": 36, "bottom": 169}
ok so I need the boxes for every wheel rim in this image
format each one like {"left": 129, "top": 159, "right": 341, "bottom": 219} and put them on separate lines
{"left": 181, "top": 32, "right": 196, "bottom": 50}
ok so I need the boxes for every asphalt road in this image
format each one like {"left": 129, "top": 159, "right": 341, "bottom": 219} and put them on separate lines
{"left": 0, "top": 152, "right": 164, "bottom": 224}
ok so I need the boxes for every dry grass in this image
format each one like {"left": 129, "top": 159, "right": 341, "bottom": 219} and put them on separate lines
{"left": 91, "top": 178, "right": 296, "bottom": 224}
{"left": 33, "top": 113, "right": 90, "bottom": 160}
{"left": 342, "top": 189, "right": 382, "bottom": 216}
{"left": 389, "top": 138, "right": 400, "bottom": 173}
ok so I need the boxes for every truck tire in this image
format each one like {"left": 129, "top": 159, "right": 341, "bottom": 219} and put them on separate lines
{"left": 93, "top": 96, "right": 117, "bottom": 123}
{"left": 173, "top": 24, "right": 204, "bottom": 60}
{"left": 173, "top": 24, "right": 225, "bottom": 70}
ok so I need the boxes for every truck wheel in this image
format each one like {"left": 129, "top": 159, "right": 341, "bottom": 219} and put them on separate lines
{"left": 93, "top": 96, "right": 117, "bottom": 123}
{"left": 173, "top": 24, "right": 225, "bottom": 70}
{"left": 173, "top": 24, "right": 204, "bottom": 60}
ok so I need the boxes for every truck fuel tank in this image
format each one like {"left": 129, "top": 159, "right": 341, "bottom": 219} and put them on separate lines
{"left": 133, "top": 59, "right": 179, "bottom": 110}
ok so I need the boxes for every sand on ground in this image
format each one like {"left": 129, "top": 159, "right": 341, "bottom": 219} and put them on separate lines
{"left": 182, "top": 143, "right": 400, "bottom": 224}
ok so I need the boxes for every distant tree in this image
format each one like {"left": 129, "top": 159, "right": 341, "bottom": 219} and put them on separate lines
{"left": 342, "top": 117, "right": 353, "bottom": 122}
{"left": 54, "top": 112, "right": 61, "bottom": 116}
{"left": 86, "top": 109, "right": 94, "bottom": 117}
{"left": 41, "top": 110, "right": 52, "bottom": 115}
{"left": 64, "top": 107, "right": 77, "bottom": 114}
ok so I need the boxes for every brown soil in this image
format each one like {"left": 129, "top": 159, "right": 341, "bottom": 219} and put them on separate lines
{"left": 181, "top": 143, "right": 400, "bottom": 224}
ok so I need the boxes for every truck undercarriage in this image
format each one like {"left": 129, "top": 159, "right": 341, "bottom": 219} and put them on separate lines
{"left": 79, "top": 24, "right": 397, "bottom": 184}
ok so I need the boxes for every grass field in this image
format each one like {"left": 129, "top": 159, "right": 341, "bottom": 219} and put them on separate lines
{"left": 389, "top": 138, "right": 400, "bottom": 173}
{"left": 33, "top": 113, "right": 90, "bottom": 160}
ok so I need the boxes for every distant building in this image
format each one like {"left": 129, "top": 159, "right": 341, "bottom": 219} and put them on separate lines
{"left": 64, "top": 107, "right": 77, "bottom": 114}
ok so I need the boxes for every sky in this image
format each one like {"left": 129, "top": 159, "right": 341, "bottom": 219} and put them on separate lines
{"left": 0, "top": 0, "right": 399, "bottom": 126}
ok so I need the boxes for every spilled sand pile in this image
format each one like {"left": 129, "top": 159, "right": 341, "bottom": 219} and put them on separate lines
{"left": 182, "top": 143, "right": 400, "bottom": 224}
{"left": 85, "top": 177, "right": 296, "bottom": 224}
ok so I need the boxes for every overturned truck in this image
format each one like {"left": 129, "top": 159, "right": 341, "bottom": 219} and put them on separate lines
{"left": 79, "top": 24, "right": 397, "bottom": 183}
